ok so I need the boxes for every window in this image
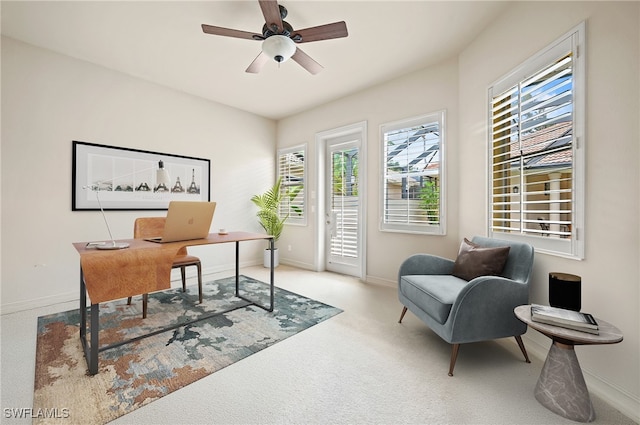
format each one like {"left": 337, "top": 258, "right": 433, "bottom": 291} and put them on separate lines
{"left": 381, "top": 111, "right": 446, "bottom": 234}
{"left": 278, "top": 145, "right": 306, "bottom": 225}
{"left": 488, "top": 23, "right": 584, "bottom": 259}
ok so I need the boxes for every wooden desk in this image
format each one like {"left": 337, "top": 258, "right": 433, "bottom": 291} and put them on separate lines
{"left": 514, "top": 305, "right": 623, "bottom": 422}
{"left": 74, "top": 231, "right": 274, "bottom": 375}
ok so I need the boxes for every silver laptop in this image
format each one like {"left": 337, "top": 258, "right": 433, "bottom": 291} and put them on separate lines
{"left": 145, "top": 201, "right": 216, "bottom": 243}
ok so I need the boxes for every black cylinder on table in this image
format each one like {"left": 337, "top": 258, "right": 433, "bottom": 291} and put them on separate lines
{"left": 549, "top": 272, "right": 581, "bottom": 311}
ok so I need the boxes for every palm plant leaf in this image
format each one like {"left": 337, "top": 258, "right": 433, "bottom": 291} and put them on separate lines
{"left": 251, "top": 177, "right": 288, "bottom": 243}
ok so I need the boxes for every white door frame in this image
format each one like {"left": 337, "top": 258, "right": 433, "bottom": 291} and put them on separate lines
{"left": 314, "top": 121, "right": 367, "bottom": 278}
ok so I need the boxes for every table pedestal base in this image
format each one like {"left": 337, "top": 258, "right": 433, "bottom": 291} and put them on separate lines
{"left": 535, "top": 341, "right": 595, "bottom": 422}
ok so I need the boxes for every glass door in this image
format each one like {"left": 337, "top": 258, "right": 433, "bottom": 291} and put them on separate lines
{"left": 325, "top": 137, "right": 361, "bottom": 277}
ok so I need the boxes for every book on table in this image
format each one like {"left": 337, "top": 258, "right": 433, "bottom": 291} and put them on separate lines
{"left": 530, "top": 304, "right": 599, "bottom": 335}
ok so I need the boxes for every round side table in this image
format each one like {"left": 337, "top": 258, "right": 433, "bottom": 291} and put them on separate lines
{"left": 514, "top": 305, "right": 623, "bottom": 423}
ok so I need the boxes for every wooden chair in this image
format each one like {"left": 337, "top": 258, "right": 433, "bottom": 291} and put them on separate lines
{"left": 127, "top": 217, "right": 203, "bottom": 318}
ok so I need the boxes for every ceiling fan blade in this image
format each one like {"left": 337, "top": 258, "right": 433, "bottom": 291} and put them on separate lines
{"left": 292, "top": 21, "right": 348, "bottom": 43}
{"left": 201, "top": 24, "right": 261, "bottom": 40}
{"left": 291, "top": 48, "right": 323, "bottom": 75}
{"left": 259, "top": 0, "right": 283, "bottom": 33}
{"left": 245, "top": 51, "right": 270, "bottom": 74}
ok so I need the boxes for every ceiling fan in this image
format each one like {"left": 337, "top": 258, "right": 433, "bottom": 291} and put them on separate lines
{"left": 201, "top": 0, "right": 348, "bottom": 75}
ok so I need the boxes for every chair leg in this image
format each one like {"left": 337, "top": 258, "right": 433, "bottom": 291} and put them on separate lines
{"left": 181, "top": 266, "right": 187, "bottom": 292}
{"left": 196, "top": 262, "right": 203, "bottom": 304}
{"left": 142, "top": 293, "right": 148, "bottom": 319}
{"left": 449, "top": 344, "right": 460, "bottom": 377}
{"left": 515, "top": 335, "right": 531, "bottom": 363}
{"left": 127, "top": 296, "right": 132, "bottom": 305}
{"left": 398, "top": 306, "right": 408, "bottom": 323}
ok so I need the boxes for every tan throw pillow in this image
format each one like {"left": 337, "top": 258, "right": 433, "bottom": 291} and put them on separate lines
{"left": 452, "top": 238, "right": 511, "bottom": 281}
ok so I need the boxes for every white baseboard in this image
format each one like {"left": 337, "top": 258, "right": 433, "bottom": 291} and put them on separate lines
{"left": 1, "top": 290, "right": 79, "bottom": 315}
{"left": 199, "top": 260, "right": 262, "bottom": 277}
{"left": 279, "top": 258, "right": 315, "bottom": 270}
{"left": 364, "top": 274, "right": 396, "bottom": 288}
{"left": 521, "top": 334, "right": 640, "bottom": 423}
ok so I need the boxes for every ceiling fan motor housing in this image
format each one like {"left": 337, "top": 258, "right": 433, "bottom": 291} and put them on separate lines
{"left": 262, "top": 21, "right": 294, "bottom": 39}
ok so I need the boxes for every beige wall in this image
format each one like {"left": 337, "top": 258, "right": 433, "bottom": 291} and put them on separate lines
{"left": 1, "top": 37, "right": 276, "bottom": 312}
{"left": 278, "top": 1, "right": 639, "bottom": 419}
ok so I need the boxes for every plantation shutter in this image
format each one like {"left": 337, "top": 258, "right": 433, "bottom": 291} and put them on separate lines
{"left": 278, "top": 147, "right": 305, "bottom": 223}
{"left": 330, "top": 144, "right": 359, "bottom": 259}
{"left": 490, "top": 49, "right": 574, "bottom": 239}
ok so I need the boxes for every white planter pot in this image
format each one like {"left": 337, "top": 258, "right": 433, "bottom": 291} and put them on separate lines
{"left": 263, "top": 248, "right": 279, "bottom": 268}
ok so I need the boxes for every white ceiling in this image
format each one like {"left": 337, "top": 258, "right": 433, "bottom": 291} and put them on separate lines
{"left": 1, "top": 1, "right": 510, "bottom": 120}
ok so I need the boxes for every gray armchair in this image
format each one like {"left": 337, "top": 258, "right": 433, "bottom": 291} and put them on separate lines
{"left": 398, "top": 236, "right": 534, "bottom": 376}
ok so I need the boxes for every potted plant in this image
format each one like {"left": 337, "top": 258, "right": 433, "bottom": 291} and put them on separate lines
{"left": 251, "top": 177, "right": 288, "bottom": 267}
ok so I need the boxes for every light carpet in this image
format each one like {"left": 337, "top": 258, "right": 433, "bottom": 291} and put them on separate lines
{"left": 32, "top": 275, "right": 342, "bottom": 424}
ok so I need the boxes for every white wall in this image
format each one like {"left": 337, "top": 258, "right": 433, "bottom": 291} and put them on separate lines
{"left": 458, "top": 1, "right": 639, "bottom": 418}
{"left": 278, "top": 1, "right": 639, "bottom": 420}
{"left": 1, "top": 37, "right": 276, "bottom": 312}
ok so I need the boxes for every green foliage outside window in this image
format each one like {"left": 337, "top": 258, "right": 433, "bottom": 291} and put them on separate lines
{"left": 420, "top": 180, "right": 440, "bottom": 223}
{"left": 332, "top": 150, "right": 359, "bottom": 196}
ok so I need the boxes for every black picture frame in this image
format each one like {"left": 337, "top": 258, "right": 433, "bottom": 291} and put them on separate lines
{"left": 72, "top": 141, "right": 210, "bottom": 211}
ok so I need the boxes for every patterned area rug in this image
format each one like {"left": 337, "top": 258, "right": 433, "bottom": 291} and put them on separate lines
{"left": 33, "top": 275, "right": 341, "bottom": 424}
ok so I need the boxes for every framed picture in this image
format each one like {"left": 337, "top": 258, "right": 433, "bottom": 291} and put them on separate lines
{"left": 72, "top": 141, "right": 210, "bottom": 210}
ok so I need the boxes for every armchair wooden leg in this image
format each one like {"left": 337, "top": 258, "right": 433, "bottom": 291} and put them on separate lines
{"left": 127, "top": 296, "right": 132, "bottom": 305}
{"left": 398, "top": 306, "right": 408, "bottom": 323}
{"left": 449, "top": 344, "right": 460, "bottom": 377}
{"left": 515, "top": 335, "right": 531, "bottom": 363}
{"left": 180, "top": 266, "right": 187, "bottom": 292}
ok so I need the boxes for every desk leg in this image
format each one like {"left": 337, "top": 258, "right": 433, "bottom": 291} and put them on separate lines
{"left": 79, "top": 267, "right": 86, "bottom": 343}
{"left": 269, "top": 237, "right": 274, "bottom": 311}
{"left": 235, "top": 241, "right": 240, "bottom": 294}
{"left": 88, "top": 303, "right": 99, "bottom": 375}
{"left": 79, "top": 266, "right": 100, "bottom": 375}
{"left": 535, "top": 341, "right": 595, "bottom": 422}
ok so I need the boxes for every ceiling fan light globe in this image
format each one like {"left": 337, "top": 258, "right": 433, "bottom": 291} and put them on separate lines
{"left": 262, "top": 35, "right": 296, "bottom": 63}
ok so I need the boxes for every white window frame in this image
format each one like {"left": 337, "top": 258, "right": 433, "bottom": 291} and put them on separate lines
{"left": 278, "top": 144, "right": 307, "bottom": 226}
{"left": 380, "top": 111, "right": 446, "bottom": 235}
{"left": 487, "top": 22, "right": 585, "bottom": 259}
